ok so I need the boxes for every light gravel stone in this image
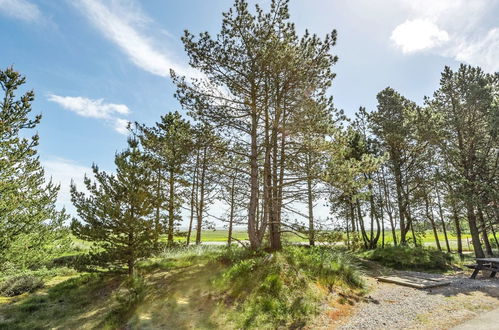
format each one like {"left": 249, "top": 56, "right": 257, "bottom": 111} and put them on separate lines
{"left": 337, "top": 271, "right": 499, "bottom": 330}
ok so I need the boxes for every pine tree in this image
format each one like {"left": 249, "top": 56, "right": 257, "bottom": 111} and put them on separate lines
{"left": 71, "top": 138, "right": 156, "bottom": 276}
{"left": 173, "top": 0, "right": 338, "bottom": 249}
{"left": 0, "top": 67, "right": 68, "bottom": 270}
{"left": 137, "top": 111, "right": 193, "bottom": 245}
{"left": 426, "top": 65, "right": 499, "bottom": 258}
{"left": 370, "top": 88, "right": 428, "bottom": 245}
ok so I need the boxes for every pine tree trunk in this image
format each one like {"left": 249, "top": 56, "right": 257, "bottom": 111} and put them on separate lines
{"left": 307, "top": 174, "right": 315, "bottom": 246}
{"left": 393, "top": 160, "right": 407, "bottom": 245}
{"left": 356, "top": 200, "right": 369, "bottom": 249}
{"left": 154, "top": 169, "right": 162, "bottom": 249}
{"left": 381, "top": 169, "right": 397, "bottom": 245}
{"left": 451, "top": 204, "right": 464, "bottom": 258}
{"left": 345, "top": 212, "right": 351, "bottom": 249}
{"left": 228, "top": 176, "right": 236, "bottom": 246}
{"left": 435, "top": 189, "right": 451, "bottom": 252}
{"left": 466, "top": 200, "right": 485, "bottom": 258}
{"left": 477, "top": 206, "right": 493, "bottom": 256}
{"left": 167, "top": 168, "right": 175, "bottom": 245}
{"left": 410, "top": 222, "right": 417, "bottom": 247}
{"left": 248, "top": 107, "right": 261, "bottom": 249}
{"left": 196, "top": 146, "right": 207, "bottom": 245}
{"left": 187, "top": 154, "right": 199, "bottom": 246}
{"left": 425, "top": 193, "right": 442, "bottom": 251}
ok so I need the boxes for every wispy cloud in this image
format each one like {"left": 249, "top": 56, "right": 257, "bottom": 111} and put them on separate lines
{"left": 48, "top": 94, "right": 130, "bottom": 134}
{"left": 0, "top": 0, "right": 42, "bottom": 22}
{"left": 75, "top": 0, "right": 193, "bottom": 78}
{"left": 391, "top": 0, "right": 499, "bottom": 72}
{"left": 43, "top": 157, "right": 93, "bottom": 216}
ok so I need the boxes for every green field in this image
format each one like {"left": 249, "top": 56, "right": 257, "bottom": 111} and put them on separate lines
{"left": 179, "top": 230, "right": 308, "bottom": 243}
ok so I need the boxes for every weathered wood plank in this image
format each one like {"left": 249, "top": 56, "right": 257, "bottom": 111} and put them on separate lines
{"left": 376, "top": 275, "right": 451, "bottom": 289}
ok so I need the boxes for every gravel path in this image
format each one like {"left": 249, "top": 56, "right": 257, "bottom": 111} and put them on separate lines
{"left": 315, "top": 271, "right": 499, "bottom": 330}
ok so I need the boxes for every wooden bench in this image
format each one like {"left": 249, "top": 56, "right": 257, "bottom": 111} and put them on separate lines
{"left": 468, "top": 258, "right": 499, "bottom": 279}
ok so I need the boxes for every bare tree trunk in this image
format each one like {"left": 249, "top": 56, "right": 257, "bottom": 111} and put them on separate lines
{"left": 187, "top": 153, "right": 199, "bottom": 246}
{"left": 435, "top": 188, "right": 451, "bottom": 252}
{"left": 196, "top": 146, "right": 207, "bottom": 245}
{"left": 425, "top": 192, "right": 442, "bottom": 251}
{"left": 451, "top": 203, "right": 464, "bottom": 258}
{"left": 307, "top": 173, "right": 315, "bottom": 246}
{"left": 345, "top": 211, "right": 350, "bottom": 249}
{"left": 154, "top": 169, "right": 162, "bottom": 249}
{"left": 167, "top": 168, "right": 175, "bottom": 245}
{"left": 393, "top": 160, "right": 407, "bottom": 245}
{"left": 466, "top": 200, "right": 485, "bottom": 258}
{"left": 381, "top": 168, "right": 397, "bottom": 245}
{"left": 248, "top": 107, "right": 261, "bottom": 249}
{"left": 268, "top": 105, "right": 283, "bottom": 251}
{"left": 227, "top": 176, "right": 236, "bottom": 246}
{"left": 410, "top": 222, "right": 418, "bottom": 247}
{"left": 356, "top": 200, "right": 369, "bottom": 249}
{"left": 477, "top": 206, "right": 494, "bottom": 256}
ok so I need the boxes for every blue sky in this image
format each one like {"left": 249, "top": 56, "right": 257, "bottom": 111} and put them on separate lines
{"left": 1, "top": 0, "right": 498, "bottom": 220}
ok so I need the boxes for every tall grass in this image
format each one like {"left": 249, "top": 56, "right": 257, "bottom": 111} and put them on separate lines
{"left": 214, "top": 246, "right": 364, "bottom": 329}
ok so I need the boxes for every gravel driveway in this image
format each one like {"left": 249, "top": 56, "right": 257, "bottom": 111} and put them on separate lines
{"left": 314, "top": 271, "right": 499, "bottom": 329}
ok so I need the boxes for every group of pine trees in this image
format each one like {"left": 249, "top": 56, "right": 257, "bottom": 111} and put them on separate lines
{"left": 338, "top": 67, "right": 498, "bottom": 259}
{"left": 1, "top": 0, "right": 497, "bottom": 276}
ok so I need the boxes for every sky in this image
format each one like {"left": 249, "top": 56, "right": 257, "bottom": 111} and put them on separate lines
{"left": 1, "top": 0, "right": 498, "bottom": 224}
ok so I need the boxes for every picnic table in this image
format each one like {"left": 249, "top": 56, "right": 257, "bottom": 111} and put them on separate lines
{"left": 467, "top": 258, "right": 499, "bottom": 279}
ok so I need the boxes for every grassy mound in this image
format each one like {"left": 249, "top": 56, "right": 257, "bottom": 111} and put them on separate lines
{"left": 360, "top": 246, "right": 453, "bottom": 271}
{"left": 214, "top": 246, "right": 364, "bottom": 329}
{"left": 0, "top": 245, "right": 365, "bottom": 329}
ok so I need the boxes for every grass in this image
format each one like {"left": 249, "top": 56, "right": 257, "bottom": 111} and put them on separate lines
{"left": 175, "top": 230, "right": 309, "bottom": 243}
{"left": 0, "top": 273, "right": 122, "bottom": 329}
{"left": 0, "top": 245, "right": 365, "bottom": 329}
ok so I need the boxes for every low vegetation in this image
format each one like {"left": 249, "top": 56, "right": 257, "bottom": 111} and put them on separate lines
{"left": 0, "top": 246, "right": 364, "bottom": 329}
{"left": 360, "top": 246, "right": 454, "bottom": 271}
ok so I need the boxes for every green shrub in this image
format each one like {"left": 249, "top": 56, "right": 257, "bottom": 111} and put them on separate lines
{"left": 0, "top": 275, "right": 44, "bottom": 297}
{"left": 361, "top": 246, "right": 452, "bottom": 270}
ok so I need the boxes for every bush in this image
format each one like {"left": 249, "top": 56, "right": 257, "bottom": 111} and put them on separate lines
{"left": 361, "top": 246, "right": 452, "bottom": 270}
{"left": 0, "top": 275, "right": 44, "bottom": 297}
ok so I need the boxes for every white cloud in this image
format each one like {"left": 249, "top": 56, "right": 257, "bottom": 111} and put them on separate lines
{"left": 452, "top": 28, "right": 499, "bottom": 72}
{"left": 391, "top": 0, "right": 499, "bottom": 72}
{"left": 0, "top": 0, "right": 42, "bottom": 22}
{"left": 391, "top": 19, "right": 449, "bottom": 53}
{"left": 113, "top": 118, "right": 130, "bottom": 135}
{"left": 48, "top": 95, "right": 129, "bottom": 118}
{"left": 48, "top": 94, "right": 130, "bottom": 134}
{"left": 43, "top": 157, "right": 93, "bottom": 216}
{"left": 75, "top": 0, "right": 194, "bottom": 78}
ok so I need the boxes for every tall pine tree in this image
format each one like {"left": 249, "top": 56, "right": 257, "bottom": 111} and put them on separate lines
{"left": 0, "top": 67, "right": 68, "bottom": 270}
